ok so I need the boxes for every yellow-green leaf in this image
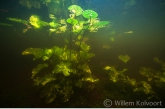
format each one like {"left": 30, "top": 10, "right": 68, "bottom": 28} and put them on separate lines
{"left": 32, "top": 63, "right": 48, "bottom": 78}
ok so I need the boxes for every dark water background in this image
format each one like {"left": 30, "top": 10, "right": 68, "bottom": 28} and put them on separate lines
{"left": 0, "top": 0, "right": 165, "bottom": 107}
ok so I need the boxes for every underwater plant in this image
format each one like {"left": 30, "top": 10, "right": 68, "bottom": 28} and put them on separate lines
{"left": 6, "top": 4, "right": 109, "bottom": 103}
{"left": 103, "top": 57, "right": 165, "bottom": 100}
{"left": 139, "top": 57, "right": 165, "bottom": 90}
{"left": 22, "top": 45, "right": 98, "bottom": 103}
{"left": 20, "top": 0, "right": 41, "bottom": 9}
{"left": 104, "top": 66, "right": 127, "bottom": 82}
{"left": 118, "top": 55, "right": 130, "bottom": 64}
{"left": 0, "top": 22, "right": 13, "bottom": 26}
{"left": 104, "top": 65, "right": 157, "bottom": 99}
{"left": 4, "top": 1, "right": 165, "bottom": 106}
{"left": 19, "top": 0, "right": 91, "bottom": 19}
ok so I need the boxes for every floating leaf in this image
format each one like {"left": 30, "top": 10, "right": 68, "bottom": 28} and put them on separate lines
{"left": 68, "top": 5, "right": 83, "bottom": 16}
{"left": 82, "top": 10, "right": 98, "bottom": 19}
{"left": 118, "top": 55, "right": 130, "bottom": 63}
{"left": 66, "top": 18, "right": 78, "bottom": 25}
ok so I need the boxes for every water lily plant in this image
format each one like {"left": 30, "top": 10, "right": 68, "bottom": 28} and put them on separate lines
{"left": 19, "top": 5, "right": 109, "bottom": 103}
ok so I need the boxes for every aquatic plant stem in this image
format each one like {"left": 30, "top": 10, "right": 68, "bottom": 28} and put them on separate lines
{"left": 70, "top": 31, "right": 72, "bottom": 61}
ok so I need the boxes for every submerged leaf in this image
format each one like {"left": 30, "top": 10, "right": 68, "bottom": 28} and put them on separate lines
{"left": 29, "top": 14, "right": 48, "bottom": 28}
{"left": 104, "top": 66, "right": 111, "bottom": 70}
{"left": 78, "top": 63, "right": 91, "bottom": 74}
{"left": 80, "top": 51, "right": 95, "bottom": 61}
{"left": 61, "top": 86, "right": 73, "bottom": 102}
{"left": 53, "top": 62, "right": 71, "bottom": 76}
{"left": 32, "top": 63, "right": 48, "bottom": 78}
{"left": 49, "top": 21, "right": 60, "bottom": 28}
{"left": 45, "top": 93, "right": 56, "bottom": 103}
{"left": 52, "top": 46, "right": 63, "bottom": 56}
{"left": 109, "top": 37, "right": 115, "bottom": 42}
{"left": 82, "top": 76, "right": 99, "bottom": 82}
{"left": 0, "top": 22, "right": 13, "bottom": 26}
{"left": 106, "top": 66, "right": 127, "bottom": 82}
{"left": 134, "top": 81, "right": 153, "bottom": 94}
{"left": 75, "top": 42, "right": 90, "bottom": 52}
{"left": 42, "top": 48, "right": 54, "bottom": 61}
{"left": 33, "top": 77, "right": 41, "bottom": 86}
{"left": 125, "top": 76, "right": 137, "bottom": 86}
{"left": 22, "top": 48, "right": 44, "bottom": 60}
{"left": 110, "top": 30, "right": 115, "bottom": 35}
{"left": 93, "top": 21, "right": 110, "bottom": 28}
{"left": 118, "top": 55, "right": 130, "bottom": 63}
{"left": 40, "top": 74, "right": 56, "bottom": 86}
{"left": 102, "top": 44, "right": 111, "bottom": 49}
{"left": 80, "top": 42, "right": 90, "bottom": 52}
{"left": 7, "top": 17, "right": 28, "bottom": 24}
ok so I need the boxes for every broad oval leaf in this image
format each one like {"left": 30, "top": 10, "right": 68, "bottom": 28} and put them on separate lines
{"left": 82, "top": 10, "right": 98, "bottom": 19}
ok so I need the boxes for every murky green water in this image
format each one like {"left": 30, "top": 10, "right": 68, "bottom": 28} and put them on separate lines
{"left": 0, "top": 0, "right": 165, "bottom": 108}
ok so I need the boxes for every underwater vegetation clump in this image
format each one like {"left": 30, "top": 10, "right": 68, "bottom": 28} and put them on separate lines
{"left": 140, "top": 58, "right": 165, "bottom": 89}
{"left": 104, "top": 57, "right": 165, "bottom": 100}
{"left": 4, "top": 0, "right": 165, "bottom": 106}
{"left": 7, "top": 4, "right": 109, "bottom": 103}
{"left": 104, "top": 66, "right": 127, "bottom": 82}
{"left": 22, "top": 46, "right": 98, "bottom": 103}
